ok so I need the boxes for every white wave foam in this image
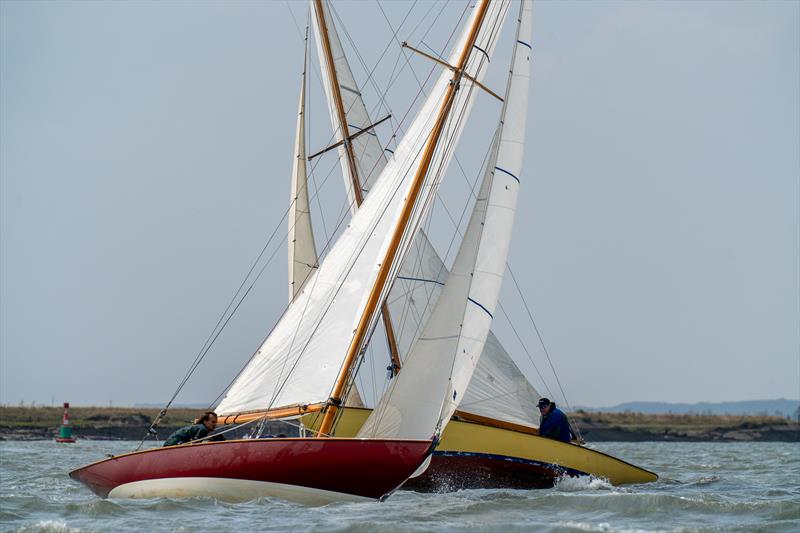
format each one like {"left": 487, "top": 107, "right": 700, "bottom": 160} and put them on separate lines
{"left": 15, "top": 520, "right": 83, "bottom": 533}
{"left": 554, "top": 474, "right": 613, "bottom": 492}
{"left": 557, "top": 521, "right": 655, "bottom": 533}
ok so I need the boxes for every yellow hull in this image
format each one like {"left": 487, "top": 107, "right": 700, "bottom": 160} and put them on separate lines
{"left": 301, "top": 407, "right": 657, "bottom": 489}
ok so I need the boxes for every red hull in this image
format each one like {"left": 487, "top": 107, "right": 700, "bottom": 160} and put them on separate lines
{"left": 70, "top": 438, "right": 432, "bottom": 502}
{"left": 56, "top": 438, "right": 76, "bottom": 443}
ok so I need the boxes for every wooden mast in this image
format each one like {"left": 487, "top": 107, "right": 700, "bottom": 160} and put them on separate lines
{"left": 318, "top": 0, "right": 493, "bottom": 437}
{"left": 313, "top": 0, "right": 402, "bottom": 374}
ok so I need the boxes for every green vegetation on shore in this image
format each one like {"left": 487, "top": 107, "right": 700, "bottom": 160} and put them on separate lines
{"left": 0, "top": 406, "right": 202, "bottom": 441}
{"left": 1, "top": 405, "right": 797, "bottom": 442}
{"left": 571, "top": 410, "right": 798, "bottom": 441}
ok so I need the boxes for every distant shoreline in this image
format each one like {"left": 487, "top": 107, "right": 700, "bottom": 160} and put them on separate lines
{"left": 1, "top": 406, "right": 797, "bottom": 442}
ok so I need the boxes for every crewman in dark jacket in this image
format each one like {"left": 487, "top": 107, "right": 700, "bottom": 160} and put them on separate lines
{"left": 163, "top": 411, "right": 225, "bottom": 446}
{"left": 537, "top": 398, "right": 576, "bottom": 443}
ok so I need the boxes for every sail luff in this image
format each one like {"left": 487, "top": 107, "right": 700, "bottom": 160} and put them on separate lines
{"left": 317, "top": 0, "right": 495, "bottom": 437}
{"left": 288, "top": 27, "right": 318, "bottom": 300}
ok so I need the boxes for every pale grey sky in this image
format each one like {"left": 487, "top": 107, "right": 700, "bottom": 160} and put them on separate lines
{"left": 1, "top": 0, "right": 798, "bottom": 409}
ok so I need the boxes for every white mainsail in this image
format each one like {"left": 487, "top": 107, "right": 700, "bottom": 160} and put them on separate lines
{"left": 310, "top": 0, "right": 540, "bottom": 426}
{"left": 216, "top": 0, "right": 510, "bottom": 417}
{"left": 287, "top": 27, "right": 365, "bottom": 409}
{"left": 288, "top": 33, "right": 318, "bottom": 301}
{"left": 358, "top": 0, "right": 533, "bottom": 440}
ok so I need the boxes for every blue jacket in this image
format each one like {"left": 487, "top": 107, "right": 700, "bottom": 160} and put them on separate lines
{"left": 539, "top": 407, "right": 575, "bottom": 443}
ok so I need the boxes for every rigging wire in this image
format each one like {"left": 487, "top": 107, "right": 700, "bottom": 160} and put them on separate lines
{"left": 505, "top": 265, "right": 576, "bottom": 413}
{"left": 358, "top": 9, "right": 510, "bottom": 438}
{"left": 137, "top": 1, "right": 444, "bottom": 444}
{"left": 148, "top": 2, "right": 554, "bottom": 445}
{"left": 366, "top": 3, "right": 577, "bottom": 430}
{"left": 366, "top": 0, "right": 499, "bottom": 369}
{"left": 306, "top": 2, "right": 562, "bottom": 435}
{"left": 365, "top": 0, "right": 474, "bottom": 374}
{"left": 271, "top": 0, "right": 472, "bottom": 419}
{"left": 209, "top": 0, "right": 445, "bottom": 420}
{"left": 334, "top": 2, "right": 485, "bottom": 421}
{"left": 318, "top": 3, "right": 580, "bottom": 437}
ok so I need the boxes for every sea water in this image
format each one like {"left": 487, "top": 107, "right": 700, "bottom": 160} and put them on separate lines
{"left": 1, "top": 440, "right": 798, "bottom": 532}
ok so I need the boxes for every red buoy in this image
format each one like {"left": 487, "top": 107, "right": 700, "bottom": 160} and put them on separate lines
{"left": 56, "top": 402, "right": 76, "bottom": 443}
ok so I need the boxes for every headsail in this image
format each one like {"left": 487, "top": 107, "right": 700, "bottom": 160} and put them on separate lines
{"left": 216, "top": 0, "right": 510, "bottom": 418}
{"left": 358, "top": 0, "right": 533, "bottom": 440}
{"left": 390, "top": 244, "right": 541, "bottom": 428}
{"left": 288, "top": 29, "right": 318, "bottom": 300}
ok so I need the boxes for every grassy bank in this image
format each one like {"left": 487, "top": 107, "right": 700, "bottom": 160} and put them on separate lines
{"left": 572, "top": 410, "right": 798, "bottom": 441}
{"left": 1, "top": 405, "right": 797, "bottom": 442}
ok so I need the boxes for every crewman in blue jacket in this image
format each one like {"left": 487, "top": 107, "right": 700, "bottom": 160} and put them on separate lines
{"left": 537, "top": 398, "right": 577, "bottom": 443}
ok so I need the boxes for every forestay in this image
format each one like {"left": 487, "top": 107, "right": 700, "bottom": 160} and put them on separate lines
{"left": 216, "top": 0, "right": 510, "bottom": 417}
{"left": 358, "top": 0, "right": 533, "bottom": 440}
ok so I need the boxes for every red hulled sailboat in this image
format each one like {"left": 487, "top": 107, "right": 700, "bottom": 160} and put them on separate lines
{"left": 70, "top": 0, "right": 513, "bottom": 504}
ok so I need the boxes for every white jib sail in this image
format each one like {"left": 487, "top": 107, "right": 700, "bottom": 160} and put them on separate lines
{"left": 390, "top": 242, "right": 541, "bottom": 428}
{"left": 358, "top": 0, "right": 533, "bottom": 440}
{"left": 288, "top": 37, "right": 318, "bottom": 301}
{"left": 216, "top": 0, "right": 510, "bottom": 417}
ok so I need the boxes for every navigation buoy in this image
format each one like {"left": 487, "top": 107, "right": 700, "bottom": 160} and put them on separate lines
{"left": 56, "top": 402, "right": 76, "bottom": 443}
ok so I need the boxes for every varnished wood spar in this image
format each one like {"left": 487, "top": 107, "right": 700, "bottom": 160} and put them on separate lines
{"left": 307, "top": 114, "right": 392, "bottom": 161}
{"left": 218, "top": 402, "right": 325, "bottom": 426}
{"left": 313, "top": 0, "right": 402, "bottom": 373}
{"left": 313, "top": 0, "right": 363, "bottom": 206}
{"left": 452, "top": 410, "right": 539, "bottom": 436}
{"left": 318, "top": 0, "right": 493, "bottom": 437}
{"left": 401, "top": 42, "right": 504, "bottom": 102}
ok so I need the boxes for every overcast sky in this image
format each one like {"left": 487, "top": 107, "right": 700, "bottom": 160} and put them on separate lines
{"left": 1, "top": 0, "right": 798, "bottom": 409}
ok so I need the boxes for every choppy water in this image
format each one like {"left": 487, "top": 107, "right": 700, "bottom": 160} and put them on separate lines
{"left": 1, "top": 440, "right": 798, "bottom": 532}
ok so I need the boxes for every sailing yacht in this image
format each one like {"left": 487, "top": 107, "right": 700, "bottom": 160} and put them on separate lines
{"left": 280, "top": 0, "right": 658, "bottom": 490}
{"left": 70, "top": 0, "right": 539, "bottom": 504}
